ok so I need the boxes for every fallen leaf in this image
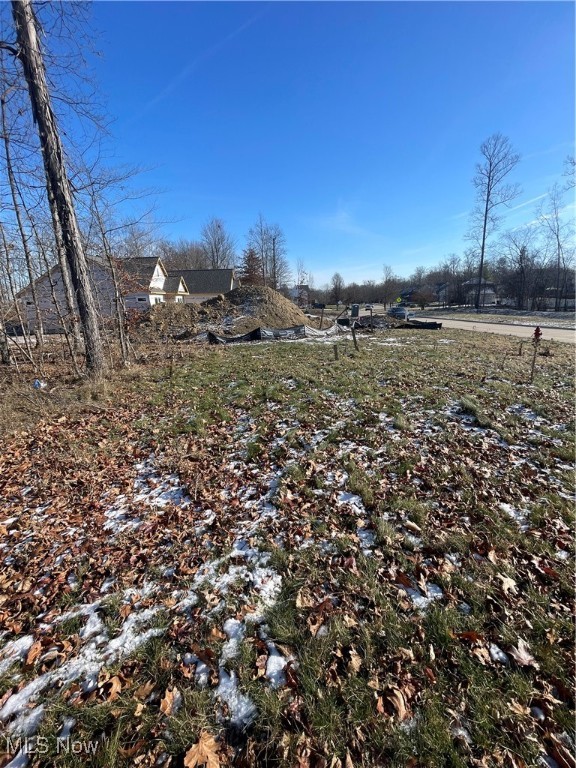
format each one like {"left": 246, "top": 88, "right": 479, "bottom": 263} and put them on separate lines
{"left": 347, "top": 647, "right": 362, "bottom": 674}
{"left": 384, "top": 686, "right": 408, "bottom": 721}
{"left": 134, "top": 681, "right": 155, "bottom": 701}
{"left": 508, "top": 639, "right": 539, "bottom": 669}
{"left": 105, "top": 675, "right": 122, "bottom": 702}
{"left": 497, "top": 574, "right": 518, "bottom": 595}
{"left": 184, "top": 731, "right": 220, "bottom": 768}
{"left": 160, "top": 686, "right": 182, "bottom": 716}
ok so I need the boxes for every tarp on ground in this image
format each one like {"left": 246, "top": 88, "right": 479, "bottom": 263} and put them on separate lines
{"left": 207, "top": 324, "right": 340, "bottom": 345}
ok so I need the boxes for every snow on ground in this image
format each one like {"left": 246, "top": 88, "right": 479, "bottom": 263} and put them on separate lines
{"left": 0, "top": 387, "right": 572, "bottom": 741}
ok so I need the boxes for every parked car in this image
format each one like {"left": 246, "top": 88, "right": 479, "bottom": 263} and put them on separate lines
{"left": 364, "top": 304, "right": 373, "bottom": 310}
{"left": 388, "top": 306, "right": 414, "bottom": 320}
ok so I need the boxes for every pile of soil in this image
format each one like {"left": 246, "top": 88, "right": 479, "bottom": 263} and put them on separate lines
{"left": 131, "top": 286, "right": 327, "bottom": 341}
{"left": 203, "top": 286, "right": 324, "bottom": 334}
{"left": 130, "top": 303, "right": 200, "bottom": 341}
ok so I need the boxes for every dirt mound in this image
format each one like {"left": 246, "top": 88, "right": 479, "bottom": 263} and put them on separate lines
{"left": 202, "top": 286, "right": 324, "bottom": 334}
{"left": 130, "top": 287, "right": 326, "bottom": 341}
{"left": 130, "top": 303, "right": 200, "bottom": 341}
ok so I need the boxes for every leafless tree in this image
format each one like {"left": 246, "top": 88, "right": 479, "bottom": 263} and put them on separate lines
{"left": 200, "top": 217, "right": 236, "bottom": 269}
{"left": 7, "top": 0, "right": 105, "bottom": 375}
{"left": 537, "top": 183, "right": 574, "bottom": 311}
{"left": 563, "top": 155, "right": 575, "bottom": 190}
{"left": 467, "top": 133, "right": 521, "bottom": 311}
{"left": 246, "top": 214, "right": 291, "bottom": 290}
{"left": 157, "top": 238, "right": 207, "bottom": 270}
{"left": 330, "top": 272, "right": 345, "bottom": 305}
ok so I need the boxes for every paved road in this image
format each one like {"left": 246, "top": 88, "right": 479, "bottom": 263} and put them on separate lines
{"left": 417, "top": 316, "right": 575, "bottom": 344}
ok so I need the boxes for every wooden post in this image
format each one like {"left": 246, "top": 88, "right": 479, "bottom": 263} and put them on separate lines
{"left": 370, "top": 307, "right": 373, "bottom": 330}
{"left": 320, "top": 308, "right": 324, "bottom": 330}
{"left": 351, "top": 323, "right": 359, "bottom": 351}
{"left": 529, "top": 326, "right": 542, "bottom": 383}
{"left": 334, "top": 344, "right": 339, "bottom": 361}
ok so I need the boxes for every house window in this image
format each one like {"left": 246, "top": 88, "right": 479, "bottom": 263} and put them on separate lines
{"left": 137, "top": 298, "right": 147, "bottom": 303}
{"left": 175, "top": 296, "right": 183, "bottom": 303}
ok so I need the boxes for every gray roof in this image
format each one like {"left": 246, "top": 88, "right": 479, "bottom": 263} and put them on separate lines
{"left": 163, "top": 275, "right": 188, "bottom": 294}
{"left": 119, "top": 257, "right": 165, "bottom": 290}
{"left": 170, "top": 269, "right": 235, "bottom": 295}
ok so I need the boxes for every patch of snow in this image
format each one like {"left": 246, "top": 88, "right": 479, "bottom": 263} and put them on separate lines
{"left": 4, "top": 750, "right": 30, "bottom": 768}
{"left": 499, "top": 502, "right": 529, "bottom": 531}
{"left": 0, "top": 636, "right": 35, "bottom": 676}
{"left": 402, "top": 583, "right": 443, "bottom": 612}
{"left": 489, "top": 643, "right": 510, "bottom": 665}
{"left": 221, "top": 619, "right": 245, "bottom": 662}
{"left": 59, "top": 717, "right": 76, "bottom": 738}
{"left": 6, "top": 705, "right": 45, "bottom": 737}
{"left": 555, "top": 550, "right": 571, "bottom": 562}
{"left": 215, "top": 669, "right": 257, "bottom": 730}
{"left": 337, "top": 491, "right": 366, "bottom": 515}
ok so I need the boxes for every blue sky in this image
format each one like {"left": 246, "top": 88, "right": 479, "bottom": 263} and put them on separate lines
{"left": 89, "top": 1, "right": 574, "bottom": 287}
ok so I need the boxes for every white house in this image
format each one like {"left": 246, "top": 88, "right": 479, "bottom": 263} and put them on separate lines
{"left": 11, "top": 256, "right": 189, "bottom": 333}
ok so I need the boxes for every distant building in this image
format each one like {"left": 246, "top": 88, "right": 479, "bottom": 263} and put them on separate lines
{"left": 8, "top": 257, "right": 238, "bottom": 333}
{"left": 461, "top": 278, "right": 497, "bottom": 306}
{"left": 170, "top": 269, "right": 239, "bottom": 304}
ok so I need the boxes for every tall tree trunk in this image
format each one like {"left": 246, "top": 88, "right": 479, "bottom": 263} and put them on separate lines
{"left": 11, "top": 0, "right": 105, "bottom": 376}
{"left": 44, "top": 182, "right": 83, "bottom": 352}
{"left": 474, "top": 195, "right": 490, "bottom": 311}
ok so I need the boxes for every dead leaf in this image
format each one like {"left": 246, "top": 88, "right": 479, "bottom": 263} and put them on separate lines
{"left": 104, "top": 675, "right": 122, "bottom": 702}
{"left": 384, "top": 686, "right": 408, "bottom": 720}
{"left": 508, "top": 639, "right": 539, "bottom": 669}
{"left": 134, "top": 681, "right": 155, "bottom": 701}
{"left": 347, "top": 647, "right": 362, "bottom": 674}
{"left": 25, "top": 640, "right": 43, "bottom": 666}
{"left": 497, "top": 574, "right": 518, "bottom": 595}
{"left": 184, "top": 731, "right": 220, "bottom": 768}
{"left": 160, "top": 686, "right": 182, "bottom": 716}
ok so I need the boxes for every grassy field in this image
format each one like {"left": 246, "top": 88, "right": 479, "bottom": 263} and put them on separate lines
{"left": 0, "top": 328, "right": 574, "bottom": 767}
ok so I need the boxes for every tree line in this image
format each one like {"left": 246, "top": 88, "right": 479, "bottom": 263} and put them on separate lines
{"left": 316, "top": 140, "right": 574, "bottom": 312}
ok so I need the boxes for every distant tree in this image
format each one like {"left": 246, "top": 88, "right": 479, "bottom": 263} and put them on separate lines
{"left": 467, "top": 133, "right": 521, "bottom": 311}
{"left": 410, "top": 266, "right": 427, "bottom": 286}
{"left": 200, "top": 217, "right": 236, "bottom": 269}
{"left": 238, "top": 247, "right": 263, "bottom": 285}
{"left": 563, "top": 155, "right": 575, "bottom": 190}
{"left": 246, "top": 214, "right": 291, "bottom": 289}
{"left": 158, "top": 238, "right": 207, "bottom": 270}
{"left": 496, "top": 227, "right": 539, "bottom": 310}
{"left": 537, "top": 183, "right": 574, "bottom": 311}
{"left": 330, "top": 272, "right": 345, "bottom": 304}
{"left": 381, "top": 264, "right": 399, "bottom": 307}
{"left": 412, "top": 286, "right": 435, "bottom": 310}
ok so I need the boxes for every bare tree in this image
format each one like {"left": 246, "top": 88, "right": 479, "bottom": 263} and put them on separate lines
{"left": 496, "top": 227, "right": 539, "bottom": 310}
{"left": 537, "top": 183, "right": 574, "bottom": 311}
{"left": 157, "top": 238, "right": 207, "bottom": 270}
{"left": 330, "top": 272, "right": 345, "bottom": 305}
{"left": 8, "top": 0, "right": 105, "bottom": 375}
{"left": 200, "top": 217, "right": 236, "bottom": 269}
{"left": 246, "top": 214, "right": 290, "bottom": 289}
{"left": 563, "top": 155, "right": 575, "bottom": 190}
{"left": 467, "top": 133, "right": 521, "bottom": 311}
